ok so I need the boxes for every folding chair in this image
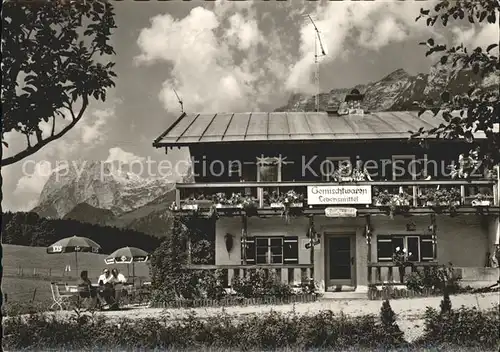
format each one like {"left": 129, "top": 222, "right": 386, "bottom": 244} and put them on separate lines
{"left": 50, "top": 282, "right": 74, "bottom": 311}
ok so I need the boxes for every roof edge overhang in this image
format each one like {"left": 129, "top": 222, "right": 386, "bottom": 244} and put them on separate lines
{"left": 153, "top": 136, "right": 487, "bottom": 149}
{"left": 152, "top": 112, "right": 187, "bottom": 148}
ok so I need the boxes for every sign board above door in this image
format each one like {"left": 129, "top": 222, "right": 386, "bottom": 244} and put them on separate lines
{"left": 325, "top": 207, "right": 357, "bottom": 217}
{"left": 307, "top": 185, "right": 371, "bottom": 205}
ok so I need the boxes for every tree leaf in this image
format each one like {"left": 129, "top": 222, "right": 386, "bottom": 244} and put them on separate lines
{"left": 440, "top": 56, "right": 448, "bottom": 65}
{"left": 440, "top": 91, "right": 450, "bottom": 103}
{"left": 486, "top": 44, "right": 498, "bottom": 52}
{"left": 479, "top": 11, "right": 487, "bottom": 23}
{"left": 464, "top": 131, "right": 474, "bottom": 143}
{"left": 427, "top": 38, "right": 435, "bottom": 46}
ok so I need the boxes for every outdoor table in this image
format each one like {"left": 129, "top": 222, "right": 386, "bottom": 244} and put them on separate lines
{"left": 67, "top": 285, "right": 79, "bottom": 293}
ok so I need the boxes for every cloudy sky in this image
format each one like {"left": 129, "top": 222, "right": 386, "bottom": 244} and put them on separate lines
{"left": 2, "top": 0, "right": 498, "bottom": 211}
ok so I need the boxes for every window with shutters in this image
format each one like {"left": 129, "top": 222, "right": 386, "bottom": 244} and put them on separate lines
{"left": 377, "top": 235, "right": 434, "bottom": 262}
{"left": 242, "top": 236, "right": 299, "bottom": 265}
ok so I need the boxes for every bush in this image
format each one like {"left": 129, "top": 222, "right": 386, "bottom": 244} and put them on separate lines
{"left": 150, "top": 216, "right": 226, "bottom": 301}
{"left": 380, "top": 300, "right": 406, "bottom": 346}
{"left": 416, "top": 305, "right": 500, "bottom": 349}
{"left": 2, "top": 309, "right": 408, "bottom": 350}
{"left": 231, "top": 268, "right": 294, "bottom": 298}
{"left": 404, "top": 263, "right": 461, "bottom": 294}
{"left": 440, "top": 288, "right": 452, "bottom": 314}
{"left": 1, "top": 301, "right": 47, "bottom": 316}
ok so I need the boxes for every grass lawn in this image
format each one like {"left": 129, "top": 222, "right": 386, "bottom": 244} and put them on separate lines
{"left": 2, "top": 244, "right": 151, "bottom": 304}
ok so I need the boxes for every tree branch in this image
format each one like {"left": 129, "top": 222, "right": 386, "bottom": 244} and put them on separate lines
{"left": 1, "top": 95, "right": 89, "bottom": 167}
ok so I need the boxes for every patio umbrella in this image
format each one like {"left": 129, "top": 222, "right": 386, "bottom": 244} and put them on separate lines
{"left": 47, "top": 236, "right": 102, "bottom": 276}
{"left": 104, "top": 246, "right": 149, "bottom": 284}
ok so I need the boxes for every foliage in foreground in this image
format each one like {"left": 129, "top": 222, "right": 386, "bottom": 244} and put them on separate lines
{"left": 415, "top": 304, "right": 500, "bottom": 349}
{"left": 3, "top": 302, "right": 499, "bottom": 350}
{"left": 2, "top": 0, "right": 117, "bottom": 166}
{"left": 413, "top": 0, "right": 500, "bottom": 166}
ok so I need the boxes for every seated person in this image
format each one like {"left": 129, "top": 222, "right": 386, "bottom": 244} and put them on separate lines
{"left": 78, "top": 270, "right": 98, "bottom": 308}
{"left": 97, "top": 268, "right": 112, "bottom": 285}
{"left": 97, "top": 268, "right": 115, "bottom": 307}
{"left": 109, "top": 268, "right": 127, "bottom": 309}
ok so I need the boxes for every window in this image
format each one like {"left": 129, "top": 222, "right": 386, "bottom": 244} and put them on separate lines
{"left": 391, "top": 155, "right": 417, "bottom": 181}
{"left": 322, "top": 157, "right": 351, "bottom": 181}
{"left": 256, "top": 156, "right": 282, "bottom": 182}
{"left": 377, "top": 235, "right": 434, "bottom": 262}
{"left": 258, "top": 163, "right": 279, "bottom": 182}
{"left": 242, "top": 236, "right": 298, "bottom": 265}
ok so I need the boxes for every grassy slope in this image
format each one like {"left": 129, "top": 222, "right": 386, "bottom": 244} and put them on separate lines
{"left": 2, "top": 244, "right": 150, "bottom": 303}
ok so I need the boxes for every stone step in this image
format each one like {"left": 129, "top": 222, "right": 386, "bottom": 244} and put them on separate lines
{"left": 320, "top": 291, "right": 368, "bottom": 300}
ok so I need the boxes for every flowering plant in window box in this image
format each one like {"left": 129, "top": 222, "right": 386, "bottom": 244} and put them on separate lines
{"left": 372, "top": 189, "right": 412, "bottom": 218}
{"left": 264, "top": 190, "right": 305, "bottom": 222}
{"left": 331, "top": 166, "right": 369, "bottom": 183}
{"left": 211, "top": 192, "right": 243, "bottom": 208}
{"left": 181, "top": 197, "right": 199, "bottom": 210}
{"left": 264, "top": 190, "right": 304, "bottom": 208}
{"left": 471, "top": 193, "right": 493, "bottom": 207}
{"left": 418, "top": 187, "right": 461, "bottom": 214}
{"left": 448, "top": 149, "right": 481, "bottom": 179}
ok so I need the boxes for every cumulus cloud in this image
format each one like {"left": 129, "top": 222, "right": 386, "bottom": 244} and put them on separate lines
{"left": 135, "top": 4, "right": 291, "bottom": 112}
{"left": 287, "top": 1, "right": 439, "bottom": 93}
{"left": 451, "top": 22, "right": 499, "bottom": 55}
{"left": 136, "top": 0, "right": 449, "bottom": 102}
{"left": 106, "top": 147, "right": 146, "bottom": 164}
{"left": 10, "top": 99, "right": 120, "bottom": 200}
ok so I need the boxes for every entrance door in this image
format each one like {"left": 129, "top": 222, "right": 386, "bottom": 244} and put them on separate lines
{"left": 326, "top": 235, "right": 355, "bottom": 288}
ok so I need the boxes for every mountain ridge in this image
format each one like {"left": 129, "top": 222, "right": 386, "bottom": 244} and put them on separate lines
{"left": 275, "top": 57, "right": 498, "bottom": 112}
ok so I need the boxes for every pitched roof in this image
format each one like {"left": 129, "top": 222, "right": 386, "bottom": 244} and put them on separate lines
{"left": 153, "top": 111, "right": 485, "bottom": 147}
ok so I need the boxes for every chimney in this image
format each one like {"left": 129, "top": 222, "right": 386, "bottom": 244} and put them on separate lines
{"left": 338, "top": 89, "right": 364, "bottom": 116}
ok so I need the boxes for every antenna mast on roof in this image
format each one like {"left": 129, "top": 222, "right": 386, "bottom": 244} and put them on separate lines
{"left": 306, "top": 14, "right": 326, "bottom": 112}
{"left": 173, "top": 88, "right": 184, "bottom": 113}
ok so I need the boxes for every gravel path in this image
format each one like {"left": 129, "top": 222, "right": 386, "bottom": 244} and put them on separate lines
{"left": 10, "top": 292, "right": 500, "bottom": 343}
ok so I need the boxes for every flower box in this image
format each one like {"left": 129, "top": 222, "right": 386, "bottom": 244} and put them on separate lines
{"left": 471, "top": 200, "right": 491, "bottom": 207}
{"left": 182, "top": 204, "right": 198, "bottom": 210}
{"left": 216, "top": 203, "right": 244, "bottom": 209}
{"left": 340, "top": 176, "right": 353, "bottom": 182}
{"left": 270, "top": 202, "right": 284, "bottom": 208}
{"left": 426, "top": 201, "right": 460, "bottom": 207}
{"left": 289, "top": 202, "right": 303, "bottom": 208}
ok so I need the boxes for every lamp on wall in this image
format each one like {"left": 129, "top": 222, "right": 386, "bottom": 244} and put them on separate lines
{"left": 406, "top": 221, "right": 416, "bottom": 232}
{"left": 363, "top": 215, "right": 373, "bottom": 245}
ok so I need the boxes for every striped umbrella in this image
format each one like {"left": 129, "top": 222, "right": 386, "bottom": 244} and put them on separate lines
{"left": 47, "top": 236, "right": 101, "bottom": 276}
{"left": 104, "top": 247, "right": 149, "bottom": 284}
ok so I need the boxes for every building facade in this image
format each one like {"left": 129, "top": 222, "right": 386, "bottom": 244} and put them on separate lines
{"left": 154, "top": 100, "right": 500, "bottom": 293}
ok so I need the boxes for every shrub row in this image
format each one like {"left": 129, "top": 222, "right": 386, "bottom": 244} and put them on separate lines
{"left": 3, "top": 302, "right": 499, "bottom": 350}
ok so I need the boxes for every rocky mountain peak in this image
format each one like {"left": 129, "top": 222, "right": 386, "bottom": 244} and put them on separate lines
{"left": 275, "top": 57, "right": 496, "bottom": 113}
{"left": 33, "top": 159, "right": 174, "bottom": 219}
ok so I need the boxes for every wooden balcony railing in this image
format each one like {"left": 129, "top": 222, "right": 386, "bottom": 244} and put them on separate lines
{"left": 186, "top": 264, "right": 313, "bottom": 288}
{"left": 368, "top": 262, "right": 440, "bottom": 285}
{"left": 174, "top": 180, "right": 499, "bottom": 211}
